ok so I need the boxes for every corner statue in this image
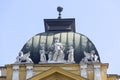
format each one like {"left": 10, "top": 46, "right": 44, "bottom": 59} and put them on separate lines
{"left": 80, "top": 50, "right": 99, "bottom": 64}
{"left": 48, "top": 38, "right": 65, "bottom": 62}
{"left": 15, "top": 51, "right": 33, "bottom": 63}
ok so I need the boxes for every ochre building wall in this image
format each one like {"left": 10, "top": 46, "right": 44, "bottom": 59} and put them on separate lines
{"left": 0, "top": 63, "right": 119, "bottom": 80}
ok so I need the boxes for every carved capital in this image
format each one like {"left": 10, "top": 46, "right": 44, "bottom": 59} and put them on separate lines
{"left": 81, "top": 64, "right": 87, "bottom": 69}
{"left": 26, "top": 66, "right": 33, "bottom": 71}
{"left": 13, "top": 65, "right": 19, "bottom": 71}
{"left": 94, "top": 65, "right": 101, "bottom": 69}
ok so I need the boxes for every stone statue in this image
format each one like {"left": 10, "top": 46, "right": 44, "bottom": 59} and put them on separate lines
{"left": 39, "top": 46, "right": 46, "bottom": 62}
{"left": 90, "top": 50, "right": 99, "bottom": 62}
{"left": 67, "top": 46, "right": 75, "bottom": 63}
{"left": 15, "top": 51, "right": 33, "bottom": 63}
{"left": 80, "top": 51, "right": 89, "bottom": 64}
{"left": 56, "top": 49, "right": 64, "bottom": 61}
{"left": 48, "top": 51, "right": 53, "bottom": 61}
{"left": 51, "top": 38, "right": 65, "bottom": 62}
{"left": 80, "top": 50, "right": 99, "bottom": 64}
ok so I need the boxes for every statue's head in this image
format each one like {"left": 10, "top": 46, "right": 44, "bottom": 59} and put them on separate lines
{"left": 68, "top": 46, "right": 73, "bottom": 49}
{"left": 54, "top": 37, "right": 59, "bottom": 43}
{"left": 91, "top": 50, "right": 95, "bottom": 54}
{"left": 19, "top": 51, "right": 23, "bottom": 56}
{"left": 41, "top": 46, "right": 45, "bottom": 50}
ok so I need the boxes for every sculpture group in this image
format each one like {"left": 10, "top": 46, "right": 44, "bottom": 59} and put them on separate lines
{"left": 80, "top": 50, "right": 99, "bottom": 64}
{"left": 15, "top": 38, "right": 99, "bottom": 64}
{"left": 39, "top": 38, "right": 75, "bottom": 63}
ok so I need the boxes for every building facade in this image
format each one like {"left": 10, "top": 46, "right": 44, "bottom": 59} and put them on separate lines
{"left": 0, "top": 7, "right": 120, "bottom": 80}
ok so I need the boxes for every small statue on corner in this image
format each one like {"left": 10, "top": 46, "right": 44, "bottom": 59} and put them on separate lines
{"left": 80, "top": 50, "right": 99, "bottom": 64}
{"left": 15, "top": 51, "right": 33, "bottom": 63}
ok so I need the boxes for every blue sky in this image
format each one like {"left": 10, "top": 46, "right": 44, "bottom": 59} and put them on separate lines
{"left": 0, "top": 0, "right": 120, "bottom": 74}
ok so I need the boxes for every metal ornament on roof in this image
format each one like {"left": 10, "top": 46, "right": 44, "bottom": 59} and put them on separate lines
{"left": 57, "top": 6, "right": 63, "bottom": 19}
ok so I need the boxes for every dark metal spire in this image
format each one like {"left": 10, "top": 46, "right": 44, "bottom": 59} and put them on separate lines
{"left": 57, "top": 6, "right": 63, "bottom": 19}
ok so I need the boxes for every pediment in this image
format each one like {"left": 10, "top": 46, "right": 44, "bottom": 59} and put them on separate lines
{"left": 28, "top": 67, "right": 88, "bottom": 80}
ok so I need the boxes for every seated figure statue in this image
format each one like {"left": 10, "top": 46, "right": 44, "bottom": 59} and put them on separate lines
{"left": 15, "top": 51, "right": 33, "bottom": 63}
{"left": 51, "top": 38, "right": 65, "bottom": 62}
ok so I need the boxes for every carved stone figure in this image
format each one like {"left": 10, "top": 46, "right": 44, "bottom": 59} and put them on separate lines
{"left": 15, "top": 51, "right": 23, "bottom": 63}
{"left": 15, "top": 51, "right": 33, "bottom": 63}
{"left": 51, "top": 38, "right": 65, "bottom": 62}
{"left": 56, "top": 49, "right": 64, "bottom": 61}
{"left": 39, "top": 46, "right": 46, "bottom": 62}
{"left": 90, "top": 50, "right": 99, "bottom": 62}
{"left": 80, "top": 51, "right": 89, "bottom": 64}
{"left": 80, "top": 50, "right": 99, "bottom": 64}
{"left": 48, "top": 51, "right": 53, "bottom": 61}
{"left": 67, "top": 46, "right": 75, "bottom": 63}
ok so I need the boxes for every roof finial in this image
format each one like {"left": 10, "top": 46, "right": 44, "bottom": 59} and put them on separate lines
{"left": 57, "top": 6, "right": 63, "bottom": 19}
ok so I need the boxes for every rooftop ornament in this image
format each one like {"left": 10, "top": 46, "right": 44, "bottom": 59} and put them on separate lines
{"left": 57, "top": 6, "right": 63, "bottom": 19}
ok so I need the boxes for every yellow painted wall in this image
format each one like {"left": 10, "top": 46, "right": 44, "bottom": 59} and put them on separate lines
{"left": 101, "top": 64, "right": 108, "bottom": 80}
{"left": 19, "top": 65, "right": 26, "bottom": 80}
{"left": 107, "top": 75, "right": 120, "bottom": 80}
{"left": 1, "top": 63, "right": 117, "bottom": 80}
{"left": 0, "top": 77, "right": 6, "bottom": 80}
{"left": 87, "top": 65, "right": 94, "bottom": 80}
{"left": 6, "top": 65, "right": 12, "bottom": 80}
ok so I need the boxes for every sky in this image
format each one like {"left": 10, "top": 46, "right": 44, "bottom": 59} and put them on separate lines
{"left": 0, "top": 0, "right": 120, "bottom": 74}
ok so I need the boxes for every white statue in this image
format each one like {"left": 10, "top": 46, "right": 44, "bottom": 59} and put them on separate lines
{"left": 80, "top": 50, "right": 99, "bottom": 64}
{"left": 90, "top": 50, "right": 99, "bottom": 62}
{"left": 48, "top": 51, "right": 53, "bottom": 61}
{"left": 39, "top": 46, "right": 46, "bottom": 62}
{"left": 67, "top": 46, "right": 75, "bottom": 63}
{"left": 51, "top": 38, "right": 65, "bottom": 62}
{"left": 56, "top": 49, "right": 64, "bottom": 61}
{"left": 80, "top": 51, "right": 90, "bottom": 64}
{"left": 15, "top": 51, "right": 33, "bottom": 63}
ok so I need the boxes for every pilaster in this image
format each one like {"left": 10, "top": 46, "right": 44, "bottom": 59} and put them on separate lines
{"left": 12, "top": 65, "right": 19, "bottom": 80}
{"left": 26, "top": 65, "right": 33, "bottom": 79}
{"left": 80, "top": 64, "right": 87, "bottom": 78}
{"left": 6, "top": 65, "right": 12, "bottom": 80}
{"left": 94, "top": 63, "right": 101, "bottom": 80}
{"left": 19, "top": 65, "right": 26, "bottom": 80}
